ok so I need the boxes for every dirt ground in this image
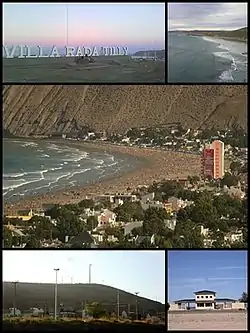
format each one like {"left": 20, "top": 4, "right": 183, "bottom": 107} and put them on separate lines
{"left": 168, "top": 311, "right": 247, "bottom": 331}
{"left": 3, "top": 56, "right": 165, "bottom": 83}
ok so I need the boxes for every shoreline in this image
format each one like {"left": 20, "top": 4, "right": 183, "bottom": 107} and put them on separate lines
{"left": 4, "top": 141, "right": 201, "bottom": 213}
{"left": 202, "top": 35, "right": 247, "bottom": 44}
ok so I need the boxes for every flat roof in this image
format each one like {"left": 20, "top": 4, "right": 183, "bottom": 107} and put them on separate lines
{"left": 174, "top": 299, "right": 195, "bottom": 303}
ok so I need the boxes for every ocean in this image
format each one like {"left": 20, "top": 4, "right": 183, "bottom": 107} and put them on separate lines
{"left": 3, "top": 139, "right": 140, "bottom": 203}
{"left": 168, "top": 33, "right": 247, "bottom": 83}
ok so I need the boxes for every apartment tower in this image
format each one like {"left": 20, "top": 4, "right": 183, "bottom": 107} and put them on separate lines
{"left": 202, "top": 140, "right": 225, "bottom": 179}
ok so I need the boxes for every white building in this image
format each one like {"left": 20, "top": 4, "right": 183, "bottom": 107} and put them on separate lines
{"left": 195, "top": 290, "right": 215, "bottom": 309}
{"left": 172, "top": 290, "right": 246, "bottom": 311}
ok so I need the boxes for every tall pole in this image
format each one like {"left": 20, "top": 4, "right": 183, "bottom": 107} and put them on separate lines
{"left": 135, "top": 292, "right": 139, "bottom": 320}
{"left": 54, "top": 268, "right": 60, "bottom": 320}
{"left": 89, "top": 264, "right": 92, "bottom": 284}
{"left": 117, "top": 290, "right": 120, "bottom": 320}
{"left": 12, "top": 281, "right": 18, "bottom": 316}
{"left": 66, "top": 4, "right": 69, "bottom": 46}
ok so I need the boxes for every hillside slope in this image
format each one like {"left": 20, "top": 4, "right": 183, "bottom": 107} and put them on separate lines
{"left": 186, "top": 27, "right": 248, "bottom": 41}
{"left": 3, "top": 282, "right": 164, "bottom": 313}
{"left": 3, "top": 85, "right": 247, "bottom": 136}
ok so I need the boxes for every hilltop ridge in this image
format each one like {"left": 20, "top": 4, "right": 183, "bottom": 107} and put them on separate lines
{"left": 3, "top": 282, "right": 164, "bottom": 313}
{"left": 3, "top": 85, "right": 247, "bottom": 137}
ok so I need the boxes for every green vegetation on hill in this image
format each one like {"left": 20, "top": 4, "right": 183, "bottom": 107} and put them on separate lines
{"left": 187, "top": 27, "right": 248, "bottom": 42}
{"left": 3, "top": 282, "right": 164, "bottom": 314}
{"left": 133, "top": 50, "right": 165, "bottom": 58}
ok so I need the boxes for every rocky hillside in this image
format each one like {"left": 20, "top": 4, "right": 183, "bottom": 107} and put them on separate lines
{"left": 3, "top": 85, "right": 247, "bottom": 137}
{"left": 3, "top": 282, "right": 164, "bottom": 313}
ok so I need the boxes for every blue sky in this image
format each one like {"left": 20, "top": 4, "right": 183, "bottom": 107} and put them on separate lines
{"left": 3, "top": 250, "right": 165, "bottom": 303}
{"left": 3, "top": 3, "right": 165, "bottom": 52}
{"left": 168, "top": 251, "right": 248, "bottom": 302}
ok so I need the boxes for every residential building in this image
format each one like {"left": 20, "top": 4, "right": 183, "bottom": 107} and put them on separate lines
{"left": 97, "top": 209, "right": 116, "bottom": 227}
{"left": 5, "top": 209, "right": 33, "bottom": 221}
{"left": 123, "top": 221, "right": 143, "bottom": 236}
{"left": 224, "top": 229, "right": 243, "bottom": 243}
{"left": 195, "top": 290, "right": 216, "bottom": 309}
{"left": 66, "top": 231, "right": 96, "bottom": 248}
{"left": 135, "top": 234, "right": 156, "bottom": 246}
{"left": 202, "top": 140, "right": 225, "bottom": 179}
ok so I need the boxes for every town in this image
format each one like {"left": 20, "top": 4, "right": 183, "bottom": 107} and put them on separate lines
{"left": 4, "top": 124, "right": 248, "bottom": 249}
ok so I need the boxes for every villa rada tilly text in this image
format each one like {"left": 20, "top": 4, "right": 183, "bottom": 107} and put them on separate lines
{"left": 3, "top": 45, "right": 129, "bottom": 58}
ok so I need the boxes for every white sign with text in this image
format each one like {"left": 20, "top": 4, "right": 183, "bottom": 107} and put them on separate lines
{"left": 3, "top": 45, "right": 128, "bottom": 59}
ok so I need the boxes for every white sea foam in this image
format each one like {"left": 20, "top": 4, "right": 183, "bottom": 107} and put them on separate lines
{"left": 67, "top": 168, "right": 91, "bottom": 180}
{"left": 218, "top": 69, "right": 234, "bottom": 82}
{"left": 21, "top": 142, "right": 39, "bottom": 147}
{"left": 202, "top": 36, "right": 220, "bottom": 44}
{"left": 50, "top": 167, "right": 63, "bottom": 171}
{"left": 3, "top": 169, "right": 49, "bottom": 190}
{"left": 4, "top": 172, "right": 26, "bottom": 178}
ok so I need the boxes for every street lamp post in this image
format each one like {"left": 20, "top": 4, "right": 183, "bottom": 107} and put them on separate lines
{"left": 135, "top": 292, "right": 139, "bottom": 320}
{"left": 66, "top": 4, "right": 69, "bottom": 46}
{"left": 89, "top": 264, "right": 92, "bottom": 284}
{"left": 12, "top": 281, "right": 18, "bottom": 316}
{"left": 117, "top": 290, "right": 120, "bottom": 320}
{"left": 54, "top": 268, "right": 60, "bottom": 320}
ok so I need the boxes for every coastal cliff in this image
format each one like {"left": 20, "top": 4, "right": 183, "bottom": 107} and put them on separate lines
{"left": 3, "top": 85, "right": 247, "bottom": 137}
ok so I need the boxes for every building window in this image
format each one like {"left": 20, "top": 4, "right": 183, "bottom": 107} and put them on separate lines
{"left": 210, "top": 296, "right": 213, "bottom": 298}
{"left": 197, "top": 303, "right": 204, "bottom": 307}
{"left": 197, "top": 296, "right": 200, "bottom": 299}
{"left": 205, "top": 303, "right": 212, "bottom": 307}
{"left": 206, "top": 296, "right": 208, "bottom": 298}
{"left": 201, "top": 295, "right": 204, "bottom": 298}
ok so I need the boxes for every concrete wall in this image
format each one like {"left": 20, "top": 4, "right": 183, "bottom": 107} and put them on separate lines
{"left": 232, "top": 302, "right": 245, "bottom": 310}
{"left": 169, "top": 303, "right": 181, "bottom": 311}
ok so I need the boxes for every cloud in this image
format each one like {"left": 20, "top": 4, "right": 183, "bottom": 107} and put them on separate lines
{"left": 208, "top": 277, "right": 247, "bottom": 281}
{"left": 168, "top": 2, "right": 248, "bottom": 30}
{"left": 215, "top": 266, "right": 246, "bottom": 270}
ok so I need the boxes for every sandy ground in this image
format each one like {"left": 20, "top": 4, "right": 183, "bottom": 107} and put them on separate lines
{"left": 4, "top": 142, "right": 201, "bottom": 213}
{"left": 168, "top": 311, "right": 247, "bottom": 331}
{"left": 3, "top": 56, "right": 165, "bottom": 83}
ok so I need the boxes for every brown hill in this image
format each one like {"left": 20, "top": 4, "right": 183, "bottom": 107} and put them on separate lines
{"left": 3, "top": 85, "right": 247, "bottom": 136}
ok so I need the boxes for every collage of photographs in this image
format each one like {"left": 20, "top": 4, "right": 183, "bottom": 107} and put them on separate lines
{"left": 2, "top": 1, "right": 248, "bottom": 332}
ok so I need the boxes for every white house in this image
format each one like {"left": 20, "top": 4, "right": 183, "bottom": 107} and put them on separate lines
{"left": 9, "top": 308, "right": 22, "bottom": 316}
{"left": 195, "top": 290, "right": 215, "bottom": 310}
{"left": 172, "top": 290, "right": 245, "bottom": 311}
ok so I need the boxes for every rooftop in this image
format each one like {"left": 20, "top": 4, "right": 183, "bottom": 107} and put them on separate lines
{"left": 174, "top": 298, "right": 236, "bottom": 304}
{"left": 194, "top": 290, "right": 216, "bottom": 295}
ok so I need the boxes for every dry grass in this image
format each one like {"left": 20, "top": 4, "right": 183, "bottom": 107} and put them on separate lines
{"left": 3, "top": 56, "right": 165, "bottom": 83}
{"left": 3, "top": 316, "right": 165, "bottom": 332}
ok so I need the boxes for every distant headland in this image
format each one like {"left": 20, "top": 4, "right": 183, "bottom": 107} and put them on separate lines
{"left": 169, "top": 27, "right": 247, "bottom": 43}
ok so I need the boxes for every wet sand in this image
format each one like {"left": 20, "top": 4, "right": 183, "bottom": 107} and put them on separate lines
{"left": 4, "top": 142, "right": 201, "bottom": 213}
{"left": 168, "top": 311, "right": 247, "bottom": 331}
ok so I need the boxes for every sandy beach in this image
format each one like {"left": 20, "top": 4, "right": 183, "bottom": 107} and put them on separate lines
{"left": 168, "top": 311, "right": 247, "bottom": 331}
{"left": 4, "top": 142, "right": 201, "bottom": 213}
